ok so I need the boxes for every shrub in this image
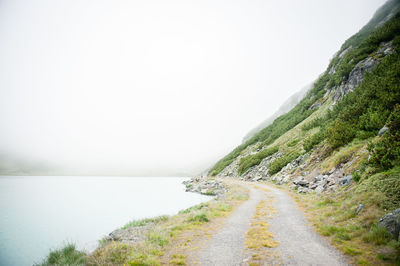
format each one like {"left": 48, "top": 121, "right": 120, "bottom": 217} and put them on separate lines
{"left": 36, "top": 244, "right": 86, "bottom": 266}
{"left": 238, "top": 146, "right": 279, "bottom": 175}
{"left": 368, "top": 105, "right": 400, "bottom": 170}
{"left": 326, "top": 120, "right": 356, "bottom": 149}
{"left": 303, "top": 131, "right": 325, "bottom": 152}
{"left": 269, "top": 152, "right": 301, "bottom": 175}
{"left": 302, "top": 117, "right": 325, "bottom": 131}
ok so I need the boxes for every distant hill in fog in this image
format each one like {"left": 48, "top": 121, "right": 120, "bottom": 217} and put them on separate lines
{"left": 242, "top": 83, "right": 312, "bottom": 142}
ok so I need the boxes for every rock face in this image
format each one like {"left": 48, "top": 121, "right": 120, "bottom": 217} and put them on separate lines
{"left": 183, "top": 177, "right": 226, "bottom": 197}
{"left": 106, "top": 225, "right": 150, "bottom": 244}
{"left": 378, "top": 208, "right": 400, "bottom": 240}
{"left": 329, "top": 41, "right": 395, "bottom": 109}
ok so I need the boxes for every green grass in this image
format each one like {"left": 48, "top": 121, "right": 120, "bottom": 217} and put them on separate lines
{"left": 188, "top": 213, "right": 209, "bottom": 223}
{"left": 35, "top": 243, "right": 86, "bottom": 266}
{"left": 179, "top": 203, "right": 208, "bottom": 214}
{"left": 122, "top": 215, "right": 169, "bottom": 229}
{"left": 362, "top": 225, "right": 391, "bottom": 245}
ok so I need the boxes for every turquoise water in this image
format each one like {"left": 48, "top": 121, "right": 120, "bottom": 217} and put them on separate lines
{"left": 0, "top": 176, "right": 209, "bottom": 266}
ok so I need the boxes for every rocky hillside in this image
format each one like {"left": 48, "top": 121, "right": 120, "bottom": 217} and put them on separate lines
{"left": 209, "top": 0, "right": 400, "bottom": 203}
{"left": 208, "top": 2, "right": 400, "bottom": 262}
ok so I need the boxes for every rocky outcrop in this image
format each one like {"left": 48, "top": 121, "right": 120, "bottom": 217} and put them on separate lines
{"left": 329, "top": 41, "right": 395, "bottom": 109}
{"left": 378, "top": 208, "right": 400, "bottom": 241}
{"left": 183, "top": 177, "right": 226, "bottom": 197}
{"left": 105, "top": 226, "right": 150, "bottom": 244}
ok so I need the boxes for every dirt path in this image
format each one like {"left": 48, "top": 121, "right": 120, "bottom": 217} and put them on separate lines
{"left": 195, "top": 186, "right": 264, "bottom": 265}
{"left": 193, "top": 181, "right": 348, "bottom": 265}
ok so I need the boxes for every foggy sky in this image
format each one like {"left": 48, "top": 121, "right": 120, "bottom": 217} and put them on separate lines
{"left": 0, "top": 0, "right": 387, "bottom": 176}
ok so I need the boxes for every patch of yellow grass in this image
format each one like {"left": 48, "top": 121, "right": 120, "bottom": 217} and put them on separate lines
{"left": 245, "top": 193, "right": 280, "bottom": 265}
{"left": 245, "top": 200, "right": 279, "bottom": 250}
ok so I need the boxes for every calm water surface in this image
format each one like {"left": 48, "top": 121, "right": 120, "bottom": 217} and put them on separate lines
{"left": 0, "top": 176, "right": 210, "bottom": 266}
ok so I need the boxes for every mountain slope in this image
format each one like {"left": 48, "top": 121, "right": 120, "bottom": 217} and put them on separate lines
{"left": 208, "top": 1, "right": 400, "bottom": 263}
{"left": 209, "top": 0, "right": 400, "bottom": 178}
{"left": 242, "top": 83, "right": 312, "bottom": 143}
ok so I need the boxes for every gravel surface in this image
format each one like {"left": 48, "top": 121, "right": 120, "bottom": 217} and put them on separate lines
{"left": 195, "top": 181, "right": 349, "bottom": 266}
{"left": 257, "top": 183, "right": 349, "bottom": 266}
{"left": 196, "top": 186, "right": 263, "bottom": 265}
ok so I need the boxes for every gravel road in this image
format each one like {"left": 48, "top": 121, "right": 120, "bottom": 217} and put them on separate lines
{"left": 195, "top": 181, "right": 349, "bottom": 266}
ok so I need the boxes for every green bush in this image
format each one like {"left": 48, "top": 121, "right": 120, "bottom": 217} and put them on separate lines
{"left": 36, "top": 244, "right": 86, "bottom": 266}
{"left": 238, "top": 146, "right": 279, "bottom": 175}
{"left": 303, "top": 131, "right": 325, "bottom": 152}
{"left": 302, "top": 117, "right": 325, "bottom": 131}
{"left": 368, "top": 105, "right": 400, "bottom": 170}
{"left": 269, "top": 152, "right": 301, "bottom": 175}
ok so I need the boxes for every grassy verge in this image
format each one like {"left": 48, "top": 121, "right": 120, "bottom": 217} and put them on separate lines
{"left": 290, "top": 186, "right": 400, "bottom": 265}
{"left": 85, "top": 180, "right": 249, "bottom": 265}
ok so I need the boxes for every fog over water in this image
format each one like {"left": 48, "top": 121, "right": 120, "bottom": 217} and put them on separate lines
{"left": 0, "top": 0, "right": 386, "bottom": 176}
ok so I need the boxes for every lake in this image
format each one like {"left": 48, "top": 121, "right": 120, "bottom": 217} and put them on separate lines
{"left": 0, "top": 176, "right": 210, "bottom": 266}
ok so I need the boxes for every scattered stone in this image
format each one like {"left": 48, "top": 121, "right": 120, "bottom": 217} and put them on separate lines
{"left": 355, "top": 204, "right": 364, "bottom": 215}
{"left": 340, "top": 175, "right": 353, "bottom": 186}
{"left": 315, "top": 186, "right": 325, "bottom": 194}
{"left": 106, "top": 226, "right": 150, "bottom": 244}
{"left": 378, "top": 125, "right": 389, "bottom": 136}
{"left": 183, "top": 177, "right": 226, "bottom": 197}
{"left": 378, "top": 208, "right": 400, "bottom": 240}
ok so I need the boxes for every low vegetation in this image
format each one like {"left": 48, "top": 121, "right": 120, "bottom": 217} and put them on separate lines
{"left": 35, "top": 244, "right": 86, "bottom": 266}
{"left": 85, "top": 182, "right": 249, "bottom": 265}
{"left": 293, "top": 184, "right": 400, "bottom": 265}
{"left": 268, "top": 152, "right": 301, "bottom": 175}
{"left": 238, "top": 146, "right": 279, "bottom": 175}
{"left": 122, "top": 215, "right": 169, "bottom": 229}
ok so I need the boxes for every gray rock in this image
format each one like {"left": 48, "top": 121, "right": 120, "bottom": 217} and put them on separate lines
{"left": 355, "top": 204, "right": 364, "bottom": 215}
{"left": 340, "top": 175, "right": 353, "bottom": 186}
{"left": 378, "top": 125, "right": 389, "bottom": 136}
{"left": 293, "top": 176, "right": 303, "bottom": 185}
{"left": 378, "top": 208, "right": 400, "bottom": 240}
{"left": 297, "top": 180, "right": 309, "bottom": 187}
{"left": 315, "top": 186, "right": 325, "bottom": 194}
{"left": 297, "top": 187, "right": 310, "bottom": 193}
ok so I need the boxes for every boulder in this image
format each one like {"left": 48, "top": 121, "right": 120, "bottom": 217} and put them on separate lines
{"left": 378, "top": 125, "right": 389, "bottom": 136}
{"left": 378, "top": 208, "right": 400, "bottom": 240}
{"left": 340, "top": 175, "right": 353, "bottom": 186}
{"left": 297, "top": 187, "right": 310, "bottom": 193}
{"left": 297, "top": 180, "right": 309, "bottom": 187}
{"left": 355, "top": 204, "right": 364, "bottom": 215}
{"left": 315, "top": 186, "right": 325, "bottom": 194}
